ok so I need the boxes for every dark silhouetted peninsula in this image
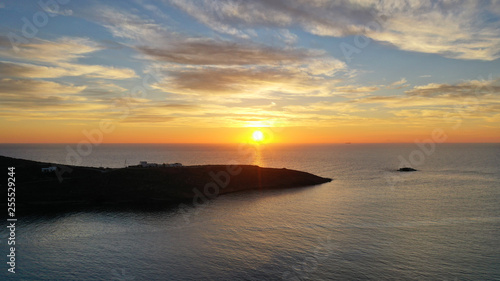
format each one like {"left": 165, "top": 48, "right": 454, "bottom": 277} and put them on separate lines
{"left": 1, "top": 155, "right": 332, "bottom": 211}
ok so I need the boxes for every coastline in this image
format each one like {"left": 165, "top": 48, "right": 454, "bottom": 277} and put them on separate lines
{"left": 1, "top": 155, "right": 332, "bottom": 212}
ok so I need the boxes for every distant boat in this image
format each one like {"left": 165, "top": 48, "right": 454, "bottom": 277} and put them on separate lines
{"left": 345, "top": 142, "right": 351, "bottom": 144}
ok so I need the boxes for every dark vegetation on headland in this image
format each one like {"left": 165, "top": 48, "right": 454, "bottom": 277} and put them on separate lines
{"left": 1, "top": 155, "right": 332, "bottom": 212}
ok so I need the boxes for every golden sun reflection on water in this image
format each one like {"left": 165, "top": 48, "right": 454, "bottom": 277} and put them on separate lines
{"left": 253, "top": 145, "right": 263, "bottom": 166}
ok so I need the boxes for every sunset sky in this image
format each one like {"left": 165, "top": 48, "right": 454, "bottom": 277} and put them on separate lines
{"left": 0, "top": 0, "right": 499, "bottom": 143}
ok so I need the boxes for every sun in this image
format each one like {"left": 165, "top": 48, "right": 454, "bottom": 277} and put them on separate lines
{"left": 252, "top": 130, "right": 264, "bottom": 142}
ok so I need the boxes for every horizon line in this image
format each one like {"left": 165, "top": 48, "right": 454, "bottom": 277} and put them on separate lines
{"left": 1, "top": 142, "right": 499, "bottom": 145}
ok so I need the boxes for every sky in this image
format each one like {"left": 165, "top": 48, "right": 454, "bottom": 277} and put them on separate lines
{"left": 0, "top": 0, "right": 499, "bottom": 143}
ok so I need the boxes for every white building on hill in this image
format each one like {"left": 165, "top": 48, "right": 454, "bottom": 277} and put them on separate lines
{"left": 140, "top": 161, "right": 158, "bottom": 167}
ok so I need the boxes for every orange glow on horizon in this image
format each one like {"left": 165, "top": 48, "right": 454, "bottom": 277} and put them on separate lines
{"left": 0, "top": 121, "right": 499, "bottom": 144}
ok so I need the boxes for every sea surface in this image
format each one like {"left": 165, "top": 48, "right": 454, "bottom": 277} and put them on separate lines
{"left": 1, "top": 143, "right": 499, "bottom": 280}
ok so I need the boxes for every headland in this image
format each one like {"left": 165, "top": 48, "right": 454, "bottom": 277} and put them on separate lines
{"left": 1, "top": 155, "right": 332, "bottom": 211}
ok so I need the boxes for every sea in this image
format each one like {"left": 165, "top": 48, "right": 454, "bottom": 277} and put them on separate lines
{"left": 0, "top": 143, "right": 499, "bottom": 280}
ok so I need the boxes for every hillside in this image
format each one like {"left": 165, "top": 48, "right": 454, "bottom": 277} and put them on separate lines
{"left": 1, "top": 155, "right": 332, "bottom": 211}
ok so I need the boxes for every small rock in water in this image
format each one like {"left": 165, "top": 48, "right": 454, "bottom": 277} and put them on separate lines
{"left": 398, "top": 167, "right": 417, "bottom": 172}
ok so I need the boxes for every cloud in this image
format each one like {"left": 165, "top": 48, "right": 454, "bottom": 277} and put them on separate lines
{"left": 137, "top": 33, "right": 347, "bottom": 97}
{"left": 152, "top": 60, "right": 345, "bottom": 97}
{"left": 135, "top": 33, "right": 347, "bottom": 97}
{"left": 0, "top": 78, "right": 130, "bottom": 120}
{"left": 369, "top": 2, "right": 500, "bottom": 61}
{"left": 120, "top": 114, "right": 176, "bottom": 123}
{"left": 0, "top": 61, "right": 136, "bottom": 79}
{"left": 333, "top": 85, "right": 380, "bottom": 94}
{"left": 70, "top": 2, "right": 498, "bottom": 128}
{"left": 405, "top": 79, "right": 500, "bottom": 98}
{"left": 276, "top": 29, "right": 298, "bottom": 45}
{"left": 43, "top": 7, "right": 73, "bottom": 16}
{"left": 390, "top": 78, "right": 407, "bottom": 86}
{"left": 91, "top": 6, "right": 323, "bottom": 66}
{"left": 0, "top": 78, "right": 86, "bottom": 96}
{"left": 386, "top": 78, "right": 409, "bottom": 89}
{"left": 79, "top": 81, "right": 128, "bottom": 97}
{"left": 136, "top": 38, "right": 313, "bottom": 65}
{"left": 0, "top": 78, "right": 101, "bottom": 114}
{"left": 0, "top": 37, "right": 137, "bottom": 80}
{"left": 87, "top": 5, "right": 349, "bottom": 98}
{"left": 169, "top": 0, "right": 377, "bottom": 37}
{"left": 168, "top": 0, "right": 258, "bottom": 38}
{"left": 0, "top": 35, "right": 138, "bottom": 120}
{"left": 169, "top": 0, "right": 500, "bottom": 61}
{"left": 57, "top": 63, "right": 137, "bottom": 80}
{"left": 274, "top": 78, "right": 500, "bottom": 127}
{"left": 0, "top": 37, "right": 100, "bottom": 63}
{"left": 284, "top": 101, "right": 364, "bottom": 114}
{"left": 347, "top": 78, "right": 500, "bottom": 123}
{"left": 87, "top": 5, "right": 171, "bottom": 43}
